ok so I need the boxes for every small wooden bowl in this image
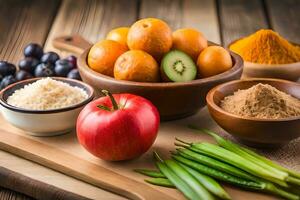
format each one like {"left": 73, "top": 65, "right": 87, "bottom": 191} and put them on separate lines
{"left": 53, "top": 35, "right": 243, "bottom": 120}
{"left": 206, "top": 78, "right": 300, "bottom": 147}
{"left": 228, "top": 40, "right": 300, "bottom": 81}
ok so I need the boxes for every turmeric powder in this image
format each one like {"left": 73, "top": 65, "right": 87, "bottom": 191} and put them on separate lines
{"left": 229, "top": 29, "right": 300, "bottom": 64}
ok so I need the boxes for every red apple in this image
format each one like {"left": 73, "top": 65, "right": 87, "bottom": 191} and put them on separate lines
{"left": 76, "top": 90, "right": 160, "bottom": 161}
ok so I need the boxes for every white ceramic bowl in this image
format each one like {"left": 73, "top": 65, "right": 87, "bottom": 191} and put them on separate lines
{"left": 0, "top": 77, "right": 94, "bottom": 136}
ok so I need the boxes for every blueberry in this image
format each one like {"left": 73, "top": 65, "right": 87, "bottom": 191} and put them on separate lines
{"left": 55, "top": 59, "right": 74, "bottom": 77}
{"left": 18, "top": 57, "right": 39, "bottom": 74}
{"left": 66, "top": 55, "right": 77, "bottom": 68}
{"left": 0, "top": 61, "right": 17, "bottom": 76}
{"left": 0, "top": 75, "right": 17, "bottom": 90}
{"left": 41, "top": 52, "right": 60, "bottom": 64}
{"left": 35, "top": 63, "right": 55, "bottom": 77}
{"left": 24, "top": 43, "right": 43, "bottom": 59}
{"left": 16, "top": 70, "right": 33, "bottom": 81}
{"left": 67, "top": 69, "right": 81, "bottom": 80}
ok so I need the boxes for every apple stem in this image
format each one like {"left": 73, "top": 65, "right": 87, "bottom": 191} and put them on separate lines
{"left": 101, "top": 90, "right": 119, "bottom": 110}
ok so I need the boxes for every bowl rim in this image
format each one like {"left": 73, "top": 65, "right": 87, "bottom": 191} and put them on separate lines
{"left": 228, "top": 39, "right": 300, "bottom": 66}
{"left": 78, "top": 43, "right": 244, "bottom": 88}
{"left": 206, "top": 78, "right": 300, "bottom": 122}
{"left": 0, "top": 77, "right": 94, "bottom": 114}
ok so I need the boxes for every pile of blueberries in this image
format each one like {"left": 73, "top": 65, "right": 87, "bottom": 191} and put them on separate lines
{"left": 0, "top": 43, "right": 81, "bottom": 90}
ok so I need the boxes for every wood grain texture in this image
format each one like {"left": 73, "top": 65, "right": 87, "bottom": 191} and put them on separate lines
{"left": 0, "top": 187, "right": 33, "bottom": 200}
{"left": 139, "top": 0, "right": 182, "bottom": 30}
{"left": 218, "top": 0, "right": 269, "bottom": 46}
{"left": 0, "top": 111, "right": 286, "bottom": 200}
{"left": 0, "top": 0, "right": 60, "bottom": 63}
{"left": 0, "top": 150, "right": 125, "bottom": 200}
{"left": 0, "top": 129, "right": 175, "bottom": 200}
{"left": 139, "top": 0, "right": 221, "bottom": 43}
{"left": 44, "top": 0, "right": 138, "bottom": 53}
{"left": 182, "top": 0, "right": 221, "bottom": 43}
{"left": 0, "top": 167, "right": 88, "bottom": 200}
{"left": 265, "top": 0, "right": 300, "bottom": 44}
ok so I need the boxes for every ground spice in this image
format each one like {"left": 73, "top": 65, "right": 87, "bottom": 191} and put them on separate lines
{"left": 229, "top": 29, "right": 300, "bottom": 64}
{"left": 220, "top": 83, "right": 300, "bottom": 119}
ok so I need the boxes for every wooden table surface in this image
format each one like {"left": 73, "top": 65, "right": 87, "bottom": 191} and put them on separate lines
{"left": 0, "top": 0, "right": 300, "bottom": 199}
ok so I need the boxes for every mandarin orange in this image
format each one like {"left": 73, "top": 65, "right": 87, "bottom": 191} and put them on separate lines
{"left": 106, "top": 27, "right": 129, "bottom": 49}
{"left": 87, "top": 40, "right": 127, "bottom": 77}
{"left": 172, "top": 28, "right": 208, "bottom": 61}
{"left": 197, "top": 46, "right": 232, "bottom": 78}
{"left": 127, "top": 18, "right": 172, "bottom": 60}
{"left": 114, "top": 50, "right": 159, "bottom": 82}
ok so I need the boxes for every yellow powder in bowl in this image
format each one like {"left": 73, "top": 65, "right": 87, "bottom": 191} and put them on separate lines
{"left": 229, "top": 29, "right": 300, "bottom": 64}
{"left": 7, "top": 78, "right": 88, "bottom": 110}
{"left": 220, "top": 83, "right": 300, "bottom": 119}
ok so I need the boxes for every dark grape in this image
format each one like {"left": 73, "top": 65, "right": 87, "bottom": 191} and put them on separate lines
{"left": 35, "top": 63, "right": 55, "bottom": 77}
{"left": 67, "top": 69, "right": 81, "bottom": 80}
{"left": 66, "top": 55, "right": 77, "bottom": 68}
{"left": 16, "top": 70, "right": 33, "bottom": 81}
{"left": 0, "top": 61, "right": 17, "bottom": 76}
{"left": 55, "top": 59, "right": 74, "bottom": 77}
{"left": 18, "top": 57, "right": 39, "bottom": 74}
{"left": 24, "top": 43, "right": 43, "bottom": 59}
{"left": 0, "top": 75, "right": 17, "bottom": 90}
{"left": 41, "top": 52, "right": 60, "bottom": 64}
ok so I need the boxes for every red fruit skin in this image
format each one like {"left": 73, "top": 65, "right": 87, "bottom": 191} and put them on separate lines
{"left": 76, "top": 93, "right": 160, "bottom": 161}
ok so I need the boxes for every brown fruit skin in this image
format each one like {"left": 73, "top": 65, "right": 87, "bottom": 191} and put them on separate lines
{"left": 114, "top": 50, "right": 160, "bottom": 82}
{"left": 172, "top": 28, "right": 208, "bottom": 61}
{"left": 127, "top": 18, "right": 172, "bottom": 61}
{"left": 88, "top": 40, "right": 127, "bottom": 77}
{"left": 197, "top": 46, "right": 233, "bottom": 78}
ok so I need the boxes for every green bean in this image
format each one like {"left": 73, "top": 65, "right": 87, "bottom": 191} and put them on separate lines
{"left": 145, "top": 178, "right": 175, "bottom": 188}
{"left": 173, "top": 155, "right": 299, "bottom": 200}
{"left": 165, "top": 159, "right": 216, "bottom": 200}
{"left": 178, "top": 162, "right": 231, "bottom": 200}
{"left": 190, "top": 142, "right": 288, "bottom": 187}
{"left": 191, "top": 126, "right": 300, "bottom": 180}
{"left": 172, "top": 154, "right": 265, "bottom": 190}
{"left": 134, "top": 169, "right": 165, "bottom": 178}
{"left": 175, "top": 147, "right": 257, "bottom": 182}
{"left": 154, "top": 153, "right": 201, "bottom": 200}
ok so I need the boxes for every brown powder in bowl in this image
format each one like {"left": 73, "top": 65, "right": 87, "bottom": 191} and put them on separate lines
{"left": 220, "top": 83, "right": 300, "bottom": 119}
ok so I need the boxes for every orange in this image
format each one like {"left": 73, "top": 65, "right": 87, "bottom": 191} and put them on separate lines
{"left": 197, "top": 46, "right": 232, "bottom": 78}
{"left": 127, "top": 18, "right": 172, "bottom": 60}
{"left": 87, "top": 40, "right": 127, "bottom": 77}
{"left": 106, "top": 27, "right": 129, "bottom": 49}
{"left": 114, "top": 50, "right": 159, "bottom": 82}
{"left": 172, "top": 28, "right": 208, "bottom": 61}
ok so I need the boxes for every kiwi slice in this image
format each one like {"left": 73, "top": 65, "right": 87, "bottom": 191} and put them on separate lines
{"left": 161, "top": 50, "right": 197, "bottom": 82}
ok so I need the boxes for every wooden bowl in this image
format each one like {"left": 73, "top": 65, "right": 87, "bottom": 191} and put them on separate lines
{"left": 206, "top": 78, "right": 300, "bottom": 147}
{"left": 53, "top": 35, "right": 243, "bottom": 120}
{"left": 228, "top": 40, "right": 300, "bottom": 81}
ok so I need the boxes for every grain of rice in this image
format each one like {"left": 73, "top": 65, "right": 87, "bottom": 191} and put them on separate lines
{"left": 7, "top": 78, "right": 88, "bottom": 110}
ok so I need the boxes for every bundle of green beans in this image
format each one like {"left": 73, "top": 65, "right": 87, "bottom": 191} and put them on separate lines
{"left": 134, "top": 127, "right": 300, "bottom": 200}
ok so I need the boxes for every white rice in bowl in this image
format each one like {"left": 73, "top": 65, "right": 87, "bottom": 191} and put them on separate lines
{"left": 7, "top": 78, "right": 88, "bottom": 110}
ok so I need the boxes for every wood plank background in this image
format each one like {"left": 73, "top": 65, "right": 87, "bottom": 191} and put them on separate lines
{"left": 0, "top": 0, "right": 300, "bottom": 199}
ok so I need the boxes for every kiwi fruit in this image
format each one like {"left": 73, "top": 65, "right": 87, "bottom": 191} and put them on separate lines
{"left": 161, "top": 50, "right": 197, "bottom": 82}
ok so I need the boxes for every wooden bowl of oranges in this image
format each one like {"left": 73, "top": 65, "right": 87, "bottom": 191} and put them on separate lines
{"left": 53, "top": 18, "right": 243, "bottom": 120}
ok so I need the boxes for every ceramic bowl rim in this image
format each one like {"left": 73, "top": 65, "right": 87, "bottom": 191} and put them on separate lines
{"left": 206, "top": 78, "right": 300, "bottom": 122}
{"left": 0, "top": 77, "right": 94, "bottom": 114}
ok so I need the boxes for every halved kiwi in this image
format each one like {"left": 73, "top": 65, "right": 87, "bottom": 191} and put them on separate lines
{"left": 161, "top": 50, "right": 197, "bottom": 82}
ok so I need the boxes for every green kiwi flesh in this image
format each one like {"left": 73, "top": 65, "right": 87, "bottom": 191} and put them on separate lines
{"left": 161, "top": 50, "right": 197, "bottom": 82}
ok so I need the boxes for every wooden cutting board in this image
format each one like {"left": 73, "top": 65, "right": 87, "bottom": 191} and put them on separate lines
{"left": 0, "top": 108, "right": 281, "bottom": 200}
